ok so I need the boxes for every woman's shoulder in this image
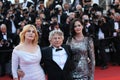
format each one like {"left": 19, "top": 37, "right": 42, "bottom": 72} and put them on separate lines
{"left": 37, "top": 44, "right": 40, "bottom": 48}
{"left": 14, "top": 44, "right": 22, "bottom": 50}
{"left": 13, "top": 44, "right": 24, "bottom": 52}
{"left": 12, "top": 45, "right": 22, "bottom": 54}
{"left": 84, "top": 37, "right": 94, "bottom": 45}
{"left": 14, "top": 44, "right": 39, "bottom": 50}
{"left": 85, "top": 36, "right": 93, "bottom": 41}
{"left": 66, "top": 36, "right": 73, "bottom": 44}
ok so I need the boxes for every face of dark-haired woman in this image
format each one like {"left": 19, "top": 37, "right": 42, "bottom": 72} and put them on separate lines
{"left": 74, "top": 21, "right": 83, "bottom": 34}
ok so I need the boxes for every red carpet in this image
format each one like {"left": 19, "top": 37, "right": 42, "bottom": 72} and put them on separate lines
{"left": 0, "top": 75, "right": 12, "bottom": 80}
{"left": 95, "top": 65, "right": 120, "bottom": 80}
{"left": 0, "top": 65, "right": 120, "bottom": 80}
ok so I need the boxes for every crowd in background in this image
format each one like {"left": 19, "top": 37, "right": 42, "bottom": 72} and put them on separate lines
{"left": 0, "top": 0, "right": 120, "bottom": 78}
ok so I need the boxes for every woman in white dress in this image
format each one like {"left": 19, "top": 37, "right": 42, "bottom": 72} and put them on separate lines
{"left": 12, "top": 24, "right": 45, "bottom": 80}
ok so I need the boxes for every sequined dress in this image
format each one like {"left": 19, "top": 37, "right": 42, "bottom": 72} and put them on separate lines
{"left": 66, "top": 37, "right": 95, "bottom": 80}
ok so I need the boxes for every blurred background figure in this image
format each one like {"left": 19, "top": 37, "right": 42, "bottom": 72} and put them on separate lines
{"left": 0, "top": 24, "right": 13, "bottom": 77}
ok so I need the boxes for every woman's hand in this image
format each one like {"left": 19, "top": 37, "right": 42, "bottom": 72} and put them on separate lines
{"left": 87, "top": 57, "right": 91, "bottom": 63}
{"left": 17, "top": 69, "right": 25, "bottom": 78}
{"left": 13, "top": 78, "right": 18, "bottom": 80}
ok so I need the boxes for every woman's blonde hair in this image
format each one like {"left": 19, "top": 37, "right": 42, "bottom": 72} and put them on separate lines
{"left": 19, "top": 24, "right": 38, "bottom": 45}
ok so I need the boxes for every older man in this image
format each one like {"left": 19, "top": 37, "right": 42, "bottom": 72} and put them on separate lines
{"left": 41, "top": 30, "right": 74, "bottom": 80}
{"left": 0, "top": 24, "right": 13, "bottom": 77}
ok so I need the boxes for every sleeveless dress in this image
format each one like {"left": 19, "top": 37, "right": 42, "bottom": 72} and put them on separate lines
{"left": 12, "top": 46, "right": 45, "bottom": 80}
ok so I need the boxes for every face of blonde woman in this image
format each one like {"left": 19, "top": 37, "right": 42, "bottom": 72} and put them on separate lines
{"left": 25, "top": 27, "right": 36, "bottom": 41}
{"left": 50, "top": 34, "right": 63, "bottom": 48}
{"left": 74, "top": 21, "right": 83, "bottom": 34}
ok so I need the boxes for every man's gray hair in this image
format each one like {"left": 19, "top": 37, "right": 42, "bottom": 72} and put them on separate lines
{"left": 0, "top": 24, "right": 6, "bottom": 29}
{"left": 49, "top": 30, "right": 64, "bottom": 40}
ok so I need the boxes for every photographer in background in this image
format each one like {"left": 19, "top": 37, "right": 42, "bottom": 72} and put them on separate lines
{"left": 94, "top": 16, "right": 111, "bottom": 69}
{"left": 2, "top": 0, "right": 11, "bottom": 15}
{"left": 82, "top": 0, "right": 92, "bottom": 14}
{"left": 82, "top": 14, "right": 95, "bottom": 38}
{"left": 0, "top": 24, "right": 13, "bottom": 77}
{"left": 4, "top": 9, "right": 19, "bottom": 35}
{"left": 111, "top": 0, "right": 120, "bottom": 13}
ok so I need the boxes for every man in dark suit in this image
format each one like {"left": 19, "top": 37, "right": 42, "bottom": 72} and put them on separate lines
{"left": 71, "top": 0, "right": 82, "bottom": 10}
{"left": 41, "top": 30, "right": 74, "bottom": 80}
{"left": 35, "top": 17, "right": 50, "bottom": 48}
{"left": 0, "top": 24, "right": 13, "bottom": 77}
{"left": 4, "top": 9, "right": 19, "bottom": 34}
{"left": 82, "top": 14, "right": 95, "bottom": 38}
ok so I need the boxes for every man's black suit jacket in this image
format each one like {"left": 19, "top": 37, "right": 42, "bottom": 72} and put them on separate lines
{"left": 41, "top": 45, "right": 74, "bottom": 80}
{"left": 0, "top": 32, "right": 13, "bottom": 49}
{"left": 0, "top": 32, "right": 13, "bottom": 63}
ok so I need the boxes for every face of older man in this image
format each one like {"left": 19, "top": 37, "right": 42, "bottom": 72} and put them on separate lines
{"left": 0, "top": 25, "right": 7, "bottom": 33}
{"left": 50, "top": 34, "right": 63, "bottom": 48}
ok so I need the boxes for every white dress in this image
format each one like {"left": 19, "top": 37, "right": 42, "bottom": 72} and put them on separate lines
{"left": 12, "top": 46, "right": 45, "bottom": 80}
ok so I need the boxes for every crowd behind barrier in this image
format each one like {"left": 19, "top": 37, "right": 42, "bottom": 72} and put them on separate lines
{"left": 0, "top": 0, "right": 120, "bottom": 78}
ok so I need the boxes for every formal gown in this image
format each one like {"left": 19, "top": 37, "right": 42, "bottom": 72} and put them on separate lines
{"left": 66, "top": 37, "right": 95, "bottom": 80}
{"left": 12, "top": 46, "right": 45, "bottom": 80}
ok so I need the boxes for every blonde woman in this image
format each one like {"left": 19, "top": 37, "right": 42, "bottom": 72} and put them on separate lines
{"left": 12, "top": 24, "right": 45, "bottom": 80}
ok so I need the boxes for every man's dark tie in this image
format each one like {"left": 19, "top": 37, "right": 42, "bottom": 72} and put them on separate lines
{"left": 56, "top": 48, "right": 62, "bottom": 51}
